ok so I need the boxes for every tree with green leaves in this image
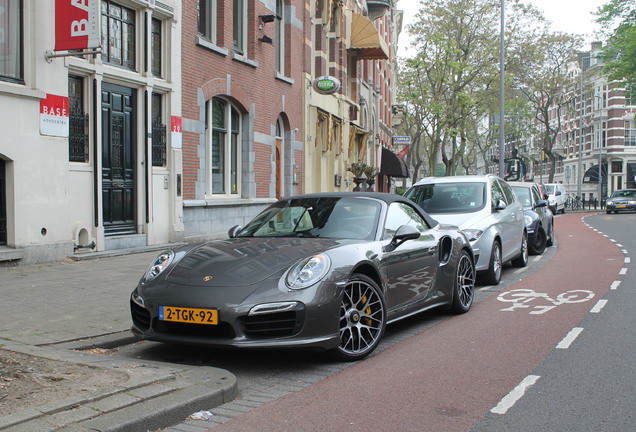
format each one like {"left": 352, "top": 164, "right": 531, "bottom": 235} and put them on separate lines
{"left": 596, "top": 0, "right": 636, "bottom": 82}
{"left": 509, "top": 31, "right": 581, "bottom": 183}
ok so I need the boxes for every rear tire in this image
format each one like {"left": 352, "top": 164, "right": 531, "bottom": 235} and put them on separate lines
{"left": 511, "top": 231, "right": 529, "bottom": 267}
{"left": 450, "top": 251, "right": 475, "bottom": 314}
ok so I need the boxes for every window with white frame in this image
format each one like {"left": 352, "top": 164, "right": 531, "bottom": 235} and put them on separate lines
{"left": 625, "top": 120, "right": 636, "bottom": 147}
{"left": 207, "top": 98, "right": 241, "bottom": 195}
{"left": 625, "top": 82, "right": 636, "bottom": 106}
{"left": 0, "top": 0, "right": 23, "bottom": 82}
{"left": 275, "top": 0, "right": 284, "bottom": 74}
{"left": 101, "top": 1, "right": 136, "bottom": 70}
{"left": 198, "top": 0, "right": 217, "bottom": 44}
{"left": 233, "top": 0, "right": 247, "bottom": 55}
{"left": 151, "top": 18, "right": 162, "bottom": 77}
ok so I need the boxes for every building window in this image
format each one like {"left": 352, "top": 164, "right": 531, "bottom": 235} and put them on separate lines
{"left": 68, "top": 76, "right": 89, "bottom": 163}
{"left": 151, "top": 93, "right": 167, "bottom": 167}
{"left": 151, "top": 18, "right": 162, "bottom": 77}
{"left": 207, "top": 98, "right": 241, "bottom": 195}
{"left": 625, "top": 83, "right": 636, "bottom": 106}
{"left": 101, "top": 1, "right": 136, "bottom": 70}
{"left": 198, "top": 0, "right": 217, "bottom": 43}
{"left": 275, "top": 0, "right": 284, "bottom": 74}
{"left": 625, "top": 120, "right": 636, "bottom": 146}
{"left": 0, "top": 0, "right": 23, "bottom": 82}
{"left": 233, "top": 0, "right": 247, "bottom": 55}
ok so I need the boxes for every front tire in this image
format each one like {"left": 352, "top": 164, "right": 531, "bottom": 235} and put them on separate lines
{"left": 480, "top": 241, "right": 502, "bottom": 285}
{"left": 451, "top": 251, "right": 475, "bottom": 314}
{"left": 529, "top": 227, "right": 547, "bottom": 255}
{"left": 332, "top": 274, "right": 386, "bottom": 362}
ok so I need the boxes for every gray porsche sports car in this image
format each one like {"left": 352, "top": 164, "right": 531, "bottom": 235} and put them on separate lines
{"left": 130, "top": 192, "right": 476, "bottom": 361}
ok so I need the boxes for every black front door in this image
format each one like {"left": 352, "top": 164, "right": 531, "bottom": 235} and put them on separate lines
{"left": 101, "top": 83, "right": 136, "bottom": 235}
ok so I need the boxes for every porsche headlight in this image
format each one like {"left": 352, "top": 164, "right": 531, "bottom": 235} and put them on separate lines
{"left": 286, "top": 254, "right": 331, "bottom": 290}
{"left": 462, "top": 229, "right": 483, "bottom": 242}
{"left": 142, "top": 250, "right": 175, "bottom": 283}
{"left": 524, "top": 214, "right": 533, "bottom": 227}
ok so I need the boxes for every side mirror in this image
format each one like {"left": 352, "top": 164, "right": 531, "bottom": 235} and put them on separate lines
{"left": 228, "top": 225, "right": 242, "bottom": 238}
{"left": 383, "top": 224, "right": 420, "bottom": 252}
{"left": 534, "top": 200, "right": 548, "bottom": 209}
{"left": 556, "top": 190, "right": 562, "bottom": 196}
{"left": 494, "top": 199, "right": 507, "bottom": 211}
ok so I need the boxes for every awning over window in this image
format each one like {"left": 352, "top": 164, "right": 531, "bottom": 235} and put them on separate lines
{"left": 349, "top": 13, "right": 390, "bottom": 60}
{"left": 582, "top": 164, "right": 608, "bottom": 183}
{"left": 379, "top": 147, "right": 409, "bottom": 178}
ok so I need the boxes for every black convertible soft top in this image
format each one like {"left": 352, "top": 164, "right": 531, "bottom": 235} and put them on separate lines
{"left": 283, "top": 192, "right": 439, "bottom": 229}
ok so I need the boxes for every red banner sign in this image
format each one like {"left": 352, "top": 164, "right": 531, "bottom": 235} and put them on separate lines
{"left": 40, "top": 94, "right": 70, "bottom": 137}
{"left": 55, "top": 0, "right": 100, "bottom": 51}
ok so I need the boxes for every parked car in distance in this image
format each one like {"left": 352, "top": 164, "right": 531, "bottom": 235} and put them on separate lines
{"left": 130, "top": 192, "right": 476, "bottom": 361}
{"left": 535, "top": 183, "right": 550, "bottom": 201}
{"left": 545, "top": 183, "right": 566, "bottom": 214}
{"left": 606, "top": 189, "right": 636, "bottom": 214}
{"left": 404, "top": 175, "right": 527, "bottom": 285}
{"left": 509, "top": 182, "right": 554, "bottom": 255}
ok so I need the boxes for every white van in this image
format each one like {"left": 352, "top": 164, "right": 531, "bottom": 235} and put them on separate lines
{"left": 545, "top": 183, "right": 566, "bottom": 214}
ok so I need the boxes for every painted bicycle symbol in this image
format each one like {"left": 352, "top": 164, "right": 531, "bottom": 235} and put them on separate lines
{"left": 497, "top": 288, "right": 595, "bottom": 314}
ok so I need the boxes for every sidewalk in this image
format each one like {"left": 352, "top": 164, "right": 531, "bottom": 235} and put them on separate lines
{"left": 0, "top": 248, "right": 237, "bottom": 432}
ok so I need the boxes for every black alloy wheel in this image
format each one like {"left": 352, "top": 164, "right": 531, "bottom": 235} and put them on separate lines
{"left": 451, "top": 250, "right": 476, "bottom": 314}
{"left": 334, "top": 274, "right": 386, "bottom": 361}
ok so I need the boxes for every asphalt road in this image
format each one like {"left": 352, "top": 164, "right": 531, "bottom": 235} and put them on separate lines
{"left": 471, "top": 212, "right": 636, "bottom": 432}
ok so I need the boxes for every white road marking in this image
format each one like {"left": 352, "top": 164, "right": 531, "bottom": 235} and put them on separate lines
{"left": 611, "top": 281, "right": 621, "bottom": 290}
{"left": 625, "top": 257, "right": 631, "bottom": 264}
{"left": 491, "top": 375, "right": 541, "bottom": 415}
{"left": 556, "top": 327, "right": 584, "bottom": 349}
{"left": 532, "top": 255, "right": 542, "bottom": 262}
{"left": 620, "top": 268, "right": 628, "bottom": 275}
{"left": 590, "top": 299, "right": 608, "bottom": 313}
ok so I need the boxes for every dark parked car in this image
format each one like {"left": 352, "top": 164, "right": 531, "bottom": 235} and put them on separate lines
{"left": 606, "top": 189, "right": 636, "bottom": 214}
{"left": 509, "top": 182, "right": 554, "bottom": 255}
{"left": 130, "top": 192, "right": 476, "bottom": 361}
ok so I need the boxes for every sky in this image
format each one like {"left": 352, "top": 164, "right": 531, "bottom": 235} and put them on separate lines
{"left": 397, "top": 0, "right": 608, "bottom": 57}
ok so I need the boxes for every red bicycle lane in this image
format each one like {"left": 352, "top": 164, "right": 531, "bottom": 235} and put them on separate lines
{"left": 205, "top": 212, "right": 624, "bottom": 432}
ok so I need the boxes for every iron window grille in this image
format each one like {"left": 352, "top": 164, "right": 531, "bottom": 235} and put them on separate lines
{"left": 68, "top": 76, "right": 89, "bottom": 162}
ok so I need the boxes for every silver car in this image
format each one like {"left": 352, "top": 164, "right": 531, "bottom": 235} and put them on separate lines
{"left": 404, "top": 175, "right": 527, "bottom": 285}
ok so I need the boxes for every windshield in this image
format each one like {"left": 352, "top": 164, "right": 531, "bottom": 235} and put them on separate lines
{"left": 405, "top": 182, "right": 486, "bottom": 214}
{"left": 237, "top": 197, "right": 381, "bottom": 240}
{"left": 610, "top": 189, "right": 636, "bottom": 198}
{"left": 545, "top": 185, "right": 555, "bottom": 194}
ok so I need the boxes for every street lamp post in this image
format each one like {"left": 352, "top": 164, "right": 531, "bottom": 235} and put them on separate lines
{"left": 498, "top": 0, "right": 505, "bottom": 178}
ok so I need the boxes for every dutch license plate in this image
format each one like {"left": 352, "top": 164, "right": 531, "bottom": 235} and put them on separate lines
{"left": 159, "top": 306, "right": 218, "bottom": 325}
{"left": 617, "top": 205, "right": 626, "bottom": 208}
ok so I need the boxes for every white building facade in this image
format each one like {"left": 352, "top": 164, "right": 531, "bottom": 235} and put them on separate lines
{"left": 0, "top": 0, "right": 183, "bottom": 265}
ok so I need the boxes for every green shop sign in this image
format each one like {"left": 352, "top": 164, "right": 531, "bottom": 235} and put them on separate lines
{"left": 313, "top": 76, "right": 341, "bottom": 95}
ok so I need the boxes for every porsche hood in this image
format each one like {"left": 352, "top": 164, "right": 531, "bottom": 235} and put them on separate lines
{"left": 165, "top": 237, "right": 341, "bottom": 287}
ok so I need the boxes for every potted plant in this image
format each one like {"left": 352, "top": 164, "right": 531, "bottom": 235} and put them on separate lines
{"left": 347, "top": 162, "right": 377, "bottom": 191}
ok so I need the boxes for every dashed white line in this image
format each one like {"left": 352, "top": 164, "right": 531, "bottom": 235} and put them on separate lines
{"left": 590, "top": 299, "right": 608, "bottom": 313}
{"left": 491, "top": 375, "right": 541, "bottom": 415}
{"left": 611, "top": 281, "right": 622, "bottom": 290}
{"left": 620, "top": 268, "right": 628, "bottom": 275}
{"left": 556, "top": 327, "right": 584, "bottom": 349}
{"left": 626, "top": 257, "right": 631, "bottom": 264}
